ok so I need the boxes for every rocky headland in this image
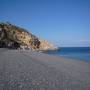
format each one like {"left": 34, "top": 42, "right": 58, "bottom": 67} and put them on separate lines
{"left": 0, "top": 22, "right": 57, "bottom": 51}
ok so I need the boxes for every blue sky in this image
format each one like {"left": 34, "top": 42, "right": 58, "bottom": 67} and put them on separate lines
{"left": 0, "top": 0, "right": 90, "bottom": 47}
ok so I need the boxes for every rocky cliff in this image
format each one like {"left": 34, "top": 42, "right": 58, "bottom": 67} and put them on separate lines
{"left": 0, "top": 22, "right": 57, "bottom": 51}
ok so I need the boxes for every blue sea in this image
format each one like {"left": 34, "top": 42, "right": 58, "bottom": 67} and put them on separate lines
{"left": 45, "top": 47, "right": 90, "bottom": 62}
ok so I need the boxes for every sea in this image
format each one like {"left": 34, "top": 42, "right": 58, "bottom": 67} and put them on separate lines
{"left": 45, "top": 47, "right": 90, "bottom": 62}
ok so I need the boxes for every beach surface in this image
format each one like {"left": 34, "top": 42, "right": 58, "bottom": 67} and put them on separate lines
{"left": 0, "top": 48, "right": 90, "bottom": 90}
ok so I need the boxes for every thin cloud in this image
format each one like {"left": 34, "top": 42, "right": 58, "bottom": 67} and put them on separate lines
{"left": 79, "top": 40, "right": 90, "bottom": 43}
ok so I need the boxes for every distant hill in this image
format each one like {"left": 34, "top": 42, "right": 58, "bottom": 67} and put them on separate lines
{"left": 0, "top": 22, "right": 57, "bottom": 51}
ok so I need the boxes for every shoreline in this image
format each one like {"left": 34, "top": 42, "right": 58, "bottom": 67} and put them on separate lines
{"left": 43, "top": 47, "right": 90, "bottom": 62}
{"left": 44, "top": 53, "right": 90, "bottom": 63}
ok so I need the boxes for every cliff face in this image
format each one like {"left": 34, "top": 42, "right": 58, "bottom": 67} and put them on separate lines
{"left": 39, "top": 39, "right": 56, "bottom": 51}
{"left": 0, "top": 22, "right": 56, "bottom": 51}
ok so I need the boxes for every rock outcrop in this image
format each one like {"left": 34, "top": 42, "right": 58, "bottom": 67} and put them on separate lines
{"left": 0, "top": 22, "right": 57, "bottom": 51}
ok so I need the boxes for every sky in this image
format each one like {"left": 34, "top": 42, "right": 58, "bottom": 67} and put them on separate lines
{"left": 0, "top": 0, "right": 90, "bottom": 47}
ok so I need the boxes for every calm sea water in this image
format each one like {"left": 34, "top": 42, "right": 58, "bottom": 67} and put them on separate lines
{"left": 45, "top": 47, "right": 90, "bottom": 62}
